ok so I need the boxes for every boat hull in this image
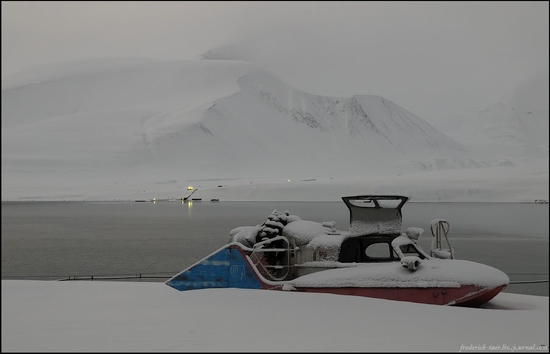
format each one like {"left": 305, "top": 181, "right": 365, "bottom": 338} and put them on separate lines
{"left": 166, "top": 243, "right": 507, "bottom": 307}
{"left": 278, "top": 284, "right": 506, "bottom": 306}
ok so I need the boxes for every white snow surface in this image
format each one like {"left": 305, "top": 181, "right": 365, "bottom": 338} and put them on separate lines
{"left": 1, "top": 280, "right": 548, "bottom": 352}
{"left": 1, "top": 57, "right": 548, "bottom": 203}
{"left": 283, "top": 219, "right": 344, "bottom": 246}
{"left": 1, "top": 53, "right": 547, "bottom": 352}
{"left": 289, "top": 259, "right": 509, "bottom": 289}
{"left": 228, "top": 225, "right": 263, "bottom": 245}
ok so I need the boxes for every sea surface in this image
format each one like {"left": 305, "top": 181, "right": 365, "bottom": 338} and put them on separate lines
{"left": 2, "top": 201, "right": 548, "bottom": 296}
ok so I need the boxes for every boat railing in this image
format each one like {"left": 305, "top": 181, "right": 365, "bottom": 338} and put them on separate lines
{"left": 430, "top": 219, "right": 454, "bottom": 259}
{"left": 249, "top": 236, "right": 297, "bottom": 281}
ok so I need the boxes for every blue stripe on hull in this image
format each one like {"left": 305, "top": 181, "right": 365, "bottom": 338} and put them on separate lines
{"left": 166, "top": 246, "right": 262, "bottom": 291}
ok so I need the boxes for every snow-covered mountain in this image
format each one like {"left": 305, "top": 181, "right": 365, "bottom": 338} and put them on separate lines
{"left": 440, "top": 72, "right": 549, "bottom": 161}
{"left": 1, "top": 58, "right": 547, "bottom": 202}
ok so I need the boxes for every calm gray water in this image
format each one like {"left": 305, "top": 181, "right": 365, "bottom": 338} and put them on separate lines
{"left": 2, "top": 201, "right": 548, "bottom": 296}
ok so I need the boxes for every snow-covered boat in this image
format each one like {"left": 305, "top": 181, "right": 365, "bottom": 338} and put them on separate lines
{"left": 166, "top": 195, "right": 509, "bottom": 306}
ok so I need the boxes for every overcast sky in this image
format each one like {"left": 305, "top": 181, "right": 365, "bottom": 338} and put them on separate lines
{"left": 2, "top": 1, "right": 548, "bottom": 125}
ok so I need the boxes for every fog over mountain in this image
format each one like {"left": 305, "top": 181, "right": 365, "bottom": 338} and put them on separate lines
{"left": 1, "top": 58, "right": 548, "bottom": 202}
{"left": 439, "top": 71, "right": 549, "bottom": 161}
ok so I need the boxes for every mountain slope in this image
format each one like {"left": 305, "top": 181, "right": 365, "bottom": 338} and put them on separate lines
{"left": 439, "top": 72, "right": 549, "bottom": 160}
{"left": 1, "top": 57, "right": 543, "bottom": 201}
{"left": 124, "top": 68, "right": 503, "bottom": 177}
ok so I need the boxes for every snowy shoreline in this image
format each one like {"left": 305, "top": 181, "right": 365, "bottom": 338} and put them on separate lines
{"left": 2, "top": 279, "right": 548, "bottom": 352}
{"left": 2, "top": 171, "right": 549, "bottom": 204}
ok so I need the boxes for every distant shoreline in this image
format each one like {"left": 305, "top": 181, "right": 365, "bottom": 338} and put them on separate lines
{"left": 2, "top": 199, "right": 548, "bottom": 204}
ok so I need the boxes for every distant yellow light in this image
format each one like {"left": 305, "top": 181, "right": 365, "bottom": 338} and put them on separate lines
{"left": 187, "top": 186, "right": 193, "bottom": 191}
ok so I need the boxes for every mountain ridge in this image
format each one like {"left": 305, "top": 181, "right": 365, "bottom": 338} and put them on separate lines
{"left": 1, "top": 57, "right": 546, "bottom": 201}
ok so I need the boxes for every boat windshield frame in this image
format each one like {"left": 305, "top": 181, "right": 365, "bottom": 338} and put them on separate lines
{"left": 342, "top": 195, "right": 410, "bottom": 236}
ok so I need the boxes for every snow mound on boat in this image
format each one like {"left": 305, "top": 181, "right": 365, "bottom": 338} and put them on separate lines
{"left": 229, "top": 226, "right": 262, "bottom": 247}
{"left": 290, "top": 259, "right": 510, "bottom": 289}
{"left": 282, "top": 219, "right": 350, "bottom": 246}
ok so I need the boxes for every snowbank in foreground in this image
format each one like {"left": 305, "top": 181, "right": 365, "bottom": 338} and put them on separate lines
{"left": 1, "top": 280, "right": 548, "bottom": 352}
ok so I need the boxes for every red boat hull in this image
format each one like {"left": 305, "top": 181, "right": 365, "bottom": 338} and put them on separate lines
{"left": 268, "top": 284, "right": 506, "bottom": 307}
{"left": 167, "top": 243, "right": 507, "bottom": 307}
{"left": 245, "top": 244, "right": 507, "bottom": 307}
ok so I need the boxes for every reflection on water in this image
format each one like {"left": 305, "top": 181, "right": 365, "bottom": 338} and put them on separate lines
{"left": 1, "top": 201, "right": 548, "bottom": 296}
